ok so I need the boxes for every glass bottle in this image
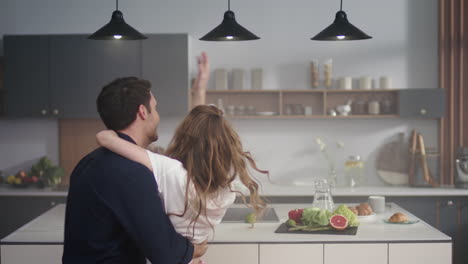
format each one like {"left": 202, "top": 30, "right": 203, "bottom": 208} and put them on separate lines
{"left": 217, "top": 98, "right": 225, "bottom": 113}
{"left": 312, "top": 179, "right": 335, "bottom": 211}
{"left": 344, "top": 156, "right": 365, "bottom": 187}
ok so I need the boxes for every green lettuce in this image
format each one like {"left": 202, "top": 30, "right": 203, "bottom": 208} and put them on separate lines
{"left": 301, "top": 207, "right": 332, "bottom": 227}
{"left": 333, "top": 205, "right": 359, "bottom": 227}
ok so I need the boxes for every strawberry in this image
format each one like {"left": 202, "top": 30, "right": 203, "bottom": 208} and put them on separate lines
{"left": 288, "top": 209, "right": 304, "bottom": 223}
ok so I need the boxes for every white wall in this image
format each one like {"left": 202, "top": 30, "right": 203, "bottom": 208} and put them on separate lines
{"left": 0, "top": 0, "right": 439, "bottom": 187}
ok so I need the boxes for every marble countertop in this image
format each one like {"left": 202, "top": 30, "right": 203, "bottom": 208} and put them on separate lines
{"left": 1, "top": 203, "right": 451, "bottom": 245}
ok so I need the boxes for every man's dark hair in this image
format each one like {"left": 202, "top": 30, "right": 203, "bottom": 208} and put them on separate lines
{"left": 97, "top": 77, "right": 152, "bottom": 131}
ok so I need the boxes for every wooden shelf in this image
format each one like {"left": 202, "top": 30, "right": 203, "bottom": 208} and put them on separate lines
{"left": 226, "top": 114, "right": 399, "bottom": 119}
{"left": 207, "top": 89, "right": 400, "bottom": 119}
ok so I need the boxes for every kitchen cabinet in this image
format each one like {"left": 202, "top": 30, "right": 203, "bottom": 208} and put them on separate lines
{"left": 389, "top": 243, "right": 451, "bottom": 264}
{"left": 203, "top": 244, "right": 258, "bottom": 264}
{"left": 3, "top": 34, "right": 189, "bottom": 119}
{"left": 4, "top": 36, "right": 50, "bottom": 118}
{"left": 206, "top": 88, "right": 444, "bottom": 119}
{"left": 399, "top": 88, "right": 445, "bottom": 118}
{"left": 324, "top": 244, "right": 387, "bottom": 264}
{"left": 0, "top": 196, "right": 66, "bottom": 239}
{"left": 142, "top": 34, "right": 190, "bottom": 117}
{"left": 49, "top": 35, "right": 141, "bottom": 118}
{"left": 259, "top": 244, "right": 323, "bottom": 264}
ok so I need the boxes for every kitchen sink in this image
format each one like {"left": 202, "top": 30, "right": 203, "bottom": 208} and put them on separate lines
{"left": 221, "top": 207, "right": 279, "bottom": 223}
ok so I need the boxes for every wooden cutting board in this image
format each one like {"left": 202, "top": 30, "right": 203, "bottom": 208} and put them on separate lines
{"left": 376, "top": 133, "right": 410, "bottom": 185}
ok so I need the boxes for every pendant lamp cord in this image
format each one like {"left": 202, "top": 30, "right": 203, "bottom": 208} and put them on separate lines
{"left": 228, "top": 0, "right": 231, "bottom": 11}
{"left": 340, "top": 0, "right": 343, "bottom": 11}
{"left": 116, "top": 0, "right": 119, "bottom": 10}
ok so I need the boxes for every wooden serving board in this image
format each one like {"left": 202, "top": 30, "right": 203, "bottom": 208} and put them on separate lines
{"left": 274, "top": 223, "right": 358, "bottom": 235}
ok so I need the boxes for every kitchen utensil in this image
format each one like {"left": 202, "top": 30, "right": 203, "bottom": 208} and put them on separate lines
{"left": 418, "top": 134, "right": 438, "bottom": 187}
{"left": 408, "top": 130, "right": 418, "bottom": 185}
{"left": 337, "top": 100, "right": 352, "bottom": 116}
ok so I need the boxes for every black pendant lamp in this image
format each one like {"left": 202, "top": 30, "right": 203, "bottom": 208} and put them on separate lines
{"left": 312, "top": 0, "right": 372, "bottom": 41}
{"left": 88, "top": 0, "right": 147, "bottom": 40}
{"left": 200, "top": 0, "right": 260, "bottom": 41}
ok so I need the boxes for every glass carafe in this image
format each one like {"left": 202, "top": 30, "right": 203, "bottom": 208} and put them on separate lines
{"left": 312, "top": 179, "right": 335, "bottom": 211}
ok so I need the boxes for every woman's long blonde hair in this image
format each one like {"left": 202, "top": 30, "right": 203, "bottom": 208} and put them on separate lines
{"left": 165, "top": 105, "right": 267, "bottom": 235}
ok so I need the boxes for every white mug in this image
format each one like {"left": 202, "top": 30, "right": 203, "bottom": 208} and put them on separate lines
{"left": 368, "top": 195, "right": 385, "bottom": 213}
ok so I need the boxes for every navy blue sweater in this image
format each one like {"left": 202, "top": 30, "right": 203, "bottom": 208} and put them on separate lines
{"left": 63, "top": 133, "right": 193, "bottom": 264}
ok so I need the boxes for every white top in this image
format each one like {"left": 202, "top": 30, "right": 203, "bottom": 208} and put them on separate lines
{"left": 146, "top": 151, "right": 236, "bottom": 244}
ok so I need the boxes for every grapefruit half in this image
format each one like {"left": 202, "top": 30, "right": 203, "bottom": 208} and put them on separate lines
{"left": 330, "top": 214, "right": 348, "bottom": 230}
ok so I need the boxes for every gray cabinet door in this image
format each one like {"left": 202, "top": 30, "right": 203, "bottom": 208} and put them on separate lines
{"left": 4, "top": 36, "right": 50, "bottom": 117}
{"left": 142, "top": 34, "right": 189, "bottom": 117}
{"left": 49, "top": 35, "right": 141, "bottom": 118}
{"left": 399, "top": 88, "right": 445, "bottom": 118}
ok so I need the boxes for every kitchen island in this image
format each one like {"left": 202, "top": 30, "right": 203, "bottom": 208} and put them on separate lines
{"left": 0, "top": 203, "right": 451, "bottom": 264}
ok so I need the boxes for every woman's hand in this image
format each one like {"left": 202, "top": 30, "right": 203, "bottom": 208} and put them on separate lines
{"left": 191, "top": 52, "right": 209, "bottom": 108}
{"left": 196, "top": 52, "right": 209, "bottom": 84}
{"left": 96, "top": 130, "right": 118, "bottom": 147}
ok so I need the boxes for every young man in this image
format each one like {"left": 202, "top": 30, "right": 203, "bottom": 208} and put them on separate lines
{"left": 63, "top": 77, "right": 206, "bottom": 263}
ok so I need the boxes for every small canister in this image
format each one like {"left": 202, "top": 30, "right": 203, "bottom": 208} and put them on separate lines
{"left": 368, "top": 100, "right": 380, "bottom": 115}
{"left": 381, "top": 99, "right": 393, "bottom": 114}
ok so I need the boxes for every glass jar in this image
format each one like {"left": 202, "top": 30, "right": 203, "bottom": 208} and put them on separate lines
{"left": 312, "top": 179, "right": 335, "bottom": 211}
{"left": 353, "top": 100, "right": 367, "bottom": 115}
{"left": 344, "top": 156, "right": 365, "bottom": 187}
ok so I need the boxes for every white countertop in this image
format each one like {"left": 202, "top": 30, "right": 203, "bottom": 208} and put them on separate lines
{"left": 259, "top": 182, "right": 468, "bottom": 197}
{"left": 1, "top": 203, "right": 450, "bottom": 245}
{"left": 1, "top": 184, "right": 468, "bottom": 197}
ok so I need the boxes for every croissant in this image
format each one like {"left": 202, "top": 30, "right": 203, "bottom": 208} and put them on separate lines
{"left": 357, "top": 203, "right": 373, "bottom": 216}
{"left": 389, "top": 212, "right": 408, "bottom": 223}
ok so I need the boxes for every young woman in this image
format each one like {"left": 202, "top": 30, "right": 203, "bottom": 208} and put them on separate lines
{"left": 96, "top": 52, "right": 267, "bottom": 263}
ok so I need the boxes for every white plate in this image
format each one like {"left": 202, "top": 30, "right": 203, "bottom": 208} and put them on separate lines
{"left": 357, "top": 213, "right": 376, "bottom": 219}
{"left": 357, "top": 213, "right": 376, "bottom": 222}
